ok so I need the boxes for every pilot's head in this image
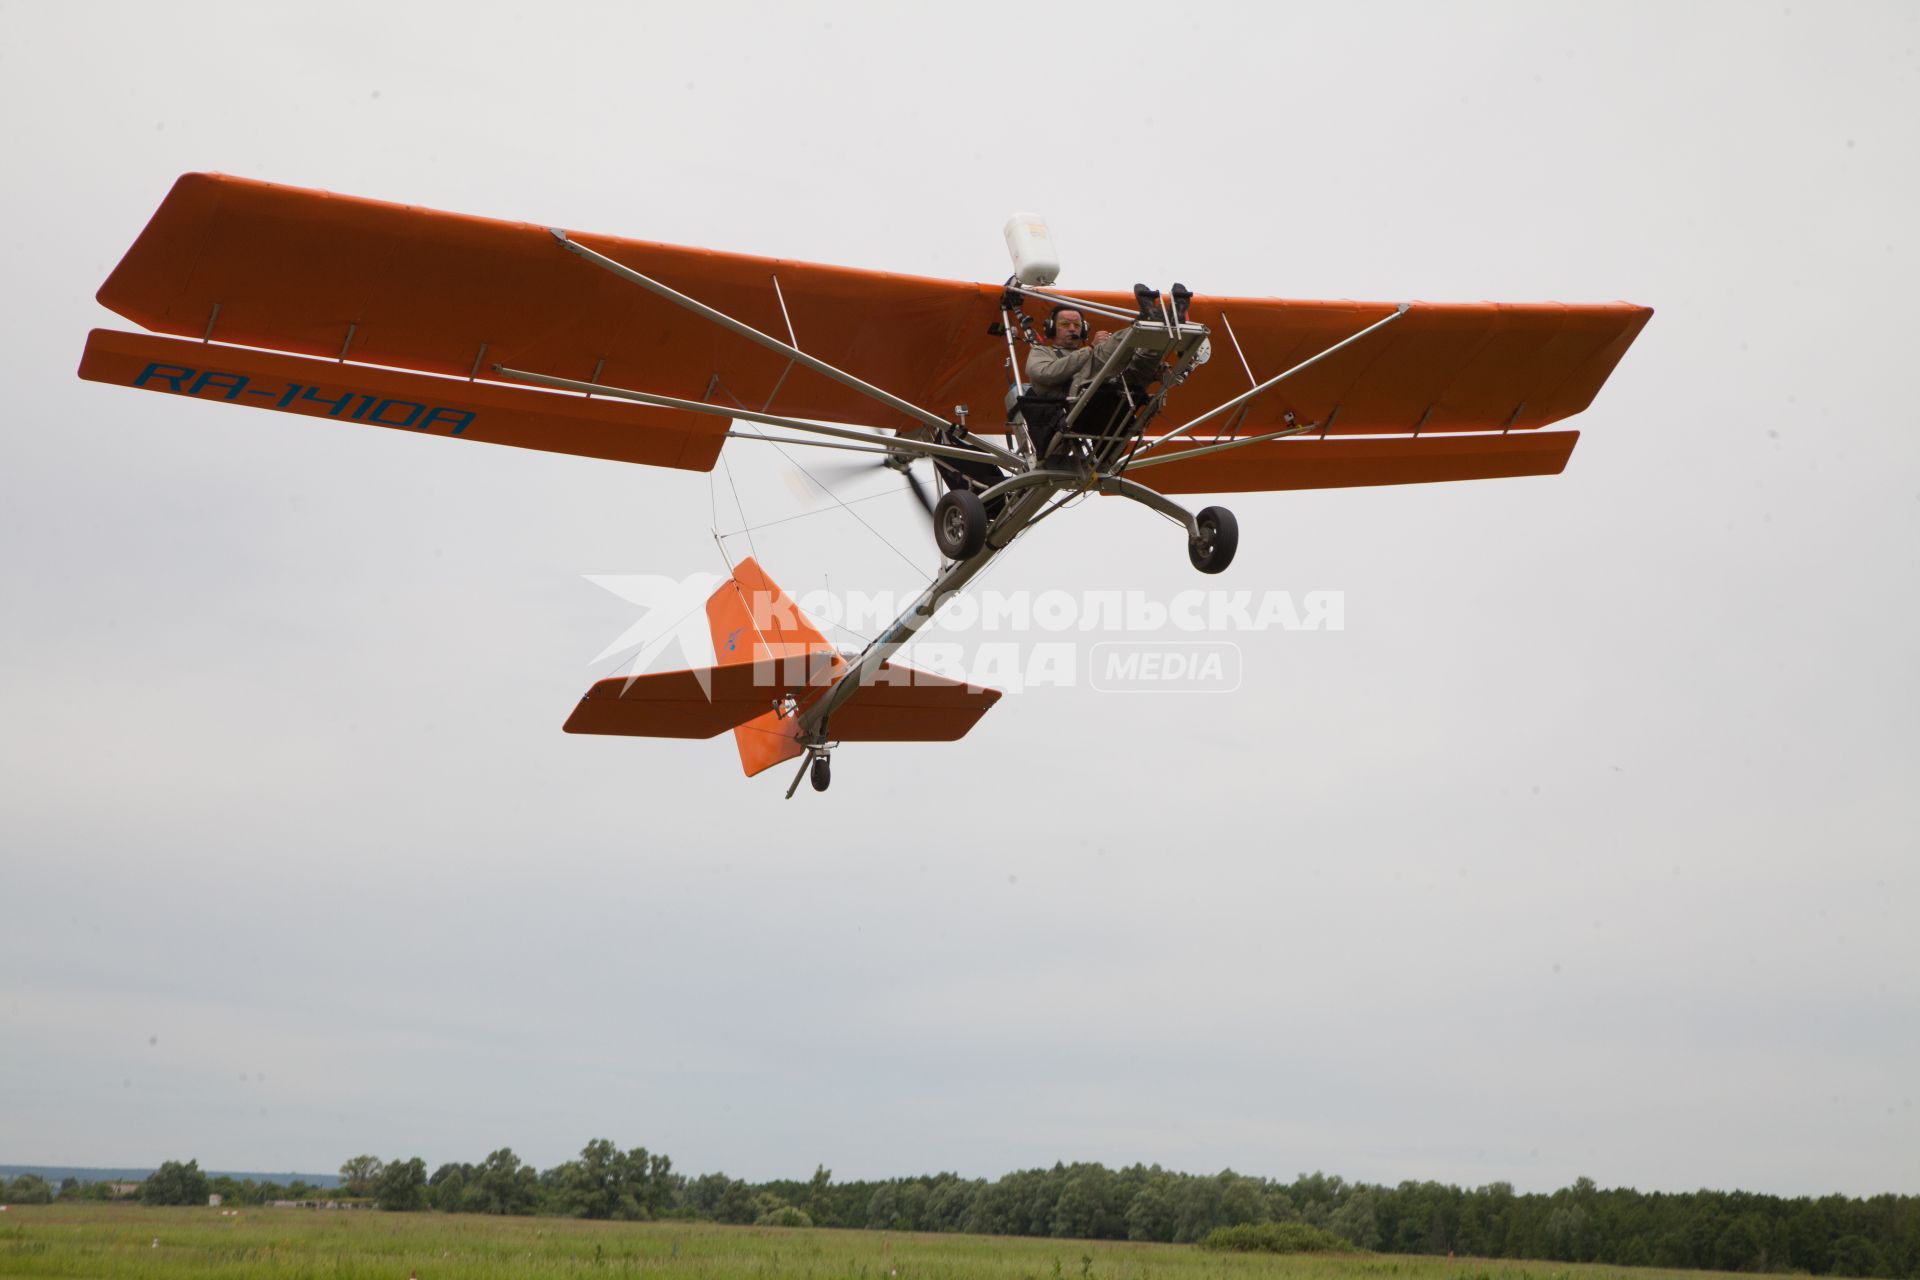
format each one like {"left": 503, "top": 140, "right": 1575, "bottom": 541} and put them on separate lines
{"left": 1049, "top": 306, "right": 1088, "bottom": 350}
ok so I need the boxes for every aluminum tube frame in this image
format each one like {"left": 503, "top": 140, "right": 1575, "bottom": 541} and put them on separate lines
{"left": 492, "top": 363, "right": 1005, "bottom": 467}
{"left": 1119, "top": 418, "right": 1324, "bottom": 472}
{"left": 944, "top": 427, "right": 1028, "bottom": 472}
{"left": 1005, "top": 283, "right": 1141, "bottom": 324}
{"left": 724, "top": 432, "right": 924, "bottom": 456}
{"left": 977, "top": 468, "right": 1085, "bottom": 506}
{"left": 1095, "top": 475, "right": 1199, "bottom": 536}
{"left": 550, "top": 228, "right": 953, "bottom": 435}
{"left": 792, "top": 470, "right": 1198, "bottom": 745}
{"left": 1135, "top": 303, "right": 1409, "bottom": 456}
{"left": 796, "top": 477, "right": 1064, "bottom": 738}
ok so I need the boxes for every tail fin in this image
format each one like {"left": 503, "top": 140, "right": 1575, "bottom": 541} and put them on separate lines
{"left": 564, "top": 557, "right": 1000, "bottom": 779}
{"left": 704, "top": 558, "right": 844, "bottom": 776}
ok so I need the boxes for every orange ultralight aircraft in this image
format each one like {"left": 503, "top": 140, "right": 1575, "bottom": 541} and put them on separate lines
{"left": 81, "top": 174, "right": 1651, "bottom": 796}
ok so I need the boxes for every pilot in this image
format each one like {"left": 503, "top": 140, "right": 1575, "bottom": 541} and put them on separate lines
{"left": 1023, "top": 304, "right": 1166, "bottom": 458}
{"left": 1024, "top": 305, "right": 1118, "bottom": 403}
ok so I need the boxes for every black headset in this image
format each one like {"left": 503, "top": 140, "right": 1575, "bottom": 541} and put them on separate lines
{"left": 1043, "top": 304, "right": 1086, "bottom": 341}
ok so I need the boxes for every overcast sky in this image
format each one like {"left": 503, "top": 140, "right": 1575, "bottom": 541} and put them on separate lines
{"left": 2, "top": 2, "right": 1915, "bottom": 1200}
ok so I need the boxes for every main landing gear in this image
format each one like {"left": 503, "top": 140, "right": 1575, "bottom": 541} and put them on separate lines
{"left": 933, "top": 489, "right": 988, "bottom": 560}
{"left": 810, "top": 752, "right": 831, "bottom": 792}
{"left": 1187, "top": 505, "right": 1239, "bottom": 574}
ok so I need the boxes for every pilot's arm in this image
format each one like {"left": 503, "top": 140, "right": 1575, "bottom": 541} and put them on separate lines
{"left": 1026, "top": 333, "right": 1119, "bottom": 397}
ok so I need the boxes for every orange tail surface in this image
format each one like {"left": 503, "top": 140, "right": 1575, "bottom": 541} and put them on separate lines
{"left": 704, "top": 558, "right": 842, "bottom": 777}
{"left": 564, "top": 558, "right": 1001, "bottom": 778}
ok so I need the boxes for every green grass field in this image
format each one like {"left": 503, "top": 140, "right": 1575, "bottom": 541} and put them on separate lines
{"left": 0, "top": 1204, "right": 1740, "bottom": 1280}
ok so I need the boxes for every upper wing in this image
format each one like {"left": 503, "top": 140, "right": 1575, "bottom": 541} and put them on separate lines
{"left": 92, "top": 172, "right": 990, "bottom": 438}
{"left": 92, "top": 172, "right": 1649, "bottom": 449}
{"left": 1167, "top": 298, "right": 1650, "bottom": 437}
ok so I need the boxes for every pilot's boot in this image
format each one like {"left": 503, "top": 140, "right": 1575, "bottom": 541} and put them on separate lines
{"left": 1170, "top": 283, "right": 1193, "bottom": 324}
{"left": 1133, "top": 283, "right": 1164, "bottom": 323}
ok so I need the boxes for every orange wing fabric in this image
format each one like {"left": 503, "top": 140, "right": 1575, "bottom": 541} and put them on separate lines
{"left": 1125, "top": 431, "right": 1580, "bottom": 495}
{"left": 95, "top": 173, "right": 1650, "bottom": 446}
{"left": 562, "top": 661, "right": 1000, "bottom": 745}
{"left": 77, "top": 329, "right": 726, "bottom": 470}
{"left": 1169, "top": 299, "right": 1649, "bottom": 437}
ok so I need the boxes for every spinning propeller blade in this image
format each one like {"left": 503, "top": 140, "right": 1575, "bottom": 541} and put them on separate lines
{"left": 809, "top": 453, "right": 937, "bottom": 522}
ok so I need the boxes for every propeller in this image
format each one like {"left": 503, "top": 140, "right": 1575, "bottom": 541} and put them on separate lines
{"left": 810, "top": 451, "right": 937, "bottom": 521}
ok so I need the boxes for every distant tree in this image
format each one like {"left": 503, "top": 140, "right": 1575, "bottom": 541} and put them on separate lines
{"left": 3, "top": 1175, "right": 53, "bottom": 1204}
{"left": 756, "top": 1205, "right": 813, "bottom": 1228}
{"left": 338, "top": 1155, "right": 384, "bottom": 1198}
{"left": 925, "top": 1177, "right": 982, "bottom": 1233}
{"left": 1124, "top": 1172, "right": 1182, "bottom": 1243}
{"left": 1199, "top": 1222, "right": 1353, "bottom": 1253}
{"left": 1051, "top": 1167, "right": 1127, "bottom": 1240}
{"left": 429, "top": 1163, "right": 469, "bottom": 1213}
{"left": 805, "top": 1166, "right": 833, "bottom": 1225}
{"left": 1329, "top": 1189, "right": 1381, "bottom": 1251}
{"left": 141, "top": 1160, "right": 210, "bottom": 1206}
{"left": 462, "top": 1148, "right": 539, "bottom": 1215}
{"left": 375, "top": 1158, "right": 428, "bottom": 1212}
{"left": 867, "top": 1184, "right": 901, "bottom": 1230}
{"left": 1830, "top": 1234, "right": 1883, "bottom": 1278}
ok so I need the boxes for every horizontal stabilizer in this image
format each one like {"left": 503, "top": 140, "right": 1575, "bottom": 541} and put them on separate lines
{"left": 564, "top": 653, "right": 841, "bottom": 739}
{"left": 78, "top": 329, "right": 727, "bottom": 470}
{"left": 828, "top": 674, "right": 1003, "bottom": 741}
{"left": 564, "top": 655, "right": 999, "bottom": 747}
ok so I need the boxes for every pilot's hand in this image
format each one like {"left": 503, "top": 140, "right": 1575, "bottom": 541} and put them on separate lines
{"left": 1091, "top": 330, "right": 1114, "bottom": 346}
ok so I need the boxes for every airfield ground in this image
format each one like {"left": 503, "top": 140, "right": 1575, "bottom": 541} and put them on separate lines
{"left": 0, "top": 1203, "right": 1738, "bottom": 1280}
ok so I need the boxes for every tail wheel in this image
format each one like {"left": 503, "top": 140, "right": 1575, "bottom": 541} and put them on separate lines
{"left": 809, "top": 754, "right": 831, "bottom": 793}
{"left": 933, "top": 490, "right": 989, "bottom": 560}
{"left": 1188, "top": 506, "right": 1239, "bottom": 574}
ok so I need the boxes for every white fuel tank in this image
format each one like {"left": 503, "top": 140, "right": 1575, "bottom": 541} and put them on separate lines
{"left": 1003, "top": 212, "right": 1060, "bottom": 286}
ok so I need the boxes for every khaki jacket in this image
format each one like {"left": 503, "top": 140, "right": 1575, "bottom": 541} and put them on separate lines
{"left": 1025, "top": 333, "right": 1124, "bottom": 402}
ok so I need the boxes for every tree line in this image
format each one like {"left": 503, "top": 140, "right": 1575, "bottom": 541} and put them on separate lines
{"left": 40, "top": 1153, "right": 1918, "bottom": 1278}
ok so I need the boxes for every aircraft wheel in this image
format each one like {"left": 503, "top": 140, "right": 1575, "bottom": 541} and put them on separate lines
{"left": 810, "top": 754, "right": 831, "bottom": 793}
{"left": 934, "top": 490, "right": 988, "bottom": 560}
{"left": 1188, "top": 506, "right": 1239, "bottom": 574}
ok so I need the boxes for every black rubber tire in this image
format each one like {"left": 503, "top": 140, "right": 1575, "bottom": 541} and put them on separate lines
{"left": 1188, "top": 505, "right": 1239, "bottom": 574}
{"left": 933, "top": 489, "right": 989, "bottom": 560}
{"left": 810, "top": 754, "right": 831, "bottom": 793}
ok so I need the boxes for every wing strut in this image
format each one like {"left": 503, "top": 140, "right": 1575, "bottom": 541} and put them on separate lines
{"left": 1120, "top": 418, "right": 1326, "bottom": 473}
{"left": 1132, "top": 303, "right": 1410, "bottom": 459}
{"left": 549, "top": 228, "right": 1022, "bottom": 471}
{"left": 492, "top": 363, "right": 1006, "bottom": 468}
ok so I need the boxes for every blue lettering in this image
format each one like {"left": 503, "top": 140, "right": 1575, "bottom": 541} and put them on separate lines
{"left": 133, "top": 362, "right": 192, "bottom": 392}
{"left": 420, "top": 407, "right": 475, "bottom": 437}
{"left": 300, "top": 386, "right": 357, "bottom": 417}
{"left": 189, "top": 370, "right": 249, "bottom": 401}
{"left": 369, "top": 399, "right": 426, "bottom": 427}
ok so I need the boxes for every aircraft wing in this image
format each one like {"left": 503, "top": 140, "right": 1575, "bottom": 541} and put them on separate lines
{"left": 1122, "top": 430, "right": 1582, "bottom": 495}
{"left": 88, "top": 174, "right": 1649, "bottom": 457}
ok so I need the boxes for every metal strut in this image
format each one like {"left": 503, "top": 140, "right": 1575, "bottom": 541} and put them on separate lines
{"left": 1120, "top": 417, "right": 1327, "bottom": 472}
{"left": 492, "top": 363, "right": 1006, "bottom": 467}
{"left": 548, "top": 228, "right": 1023, "bottom": 472}
{"left": 1131, "top": 303, "right": 1410, "bottom": 459}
